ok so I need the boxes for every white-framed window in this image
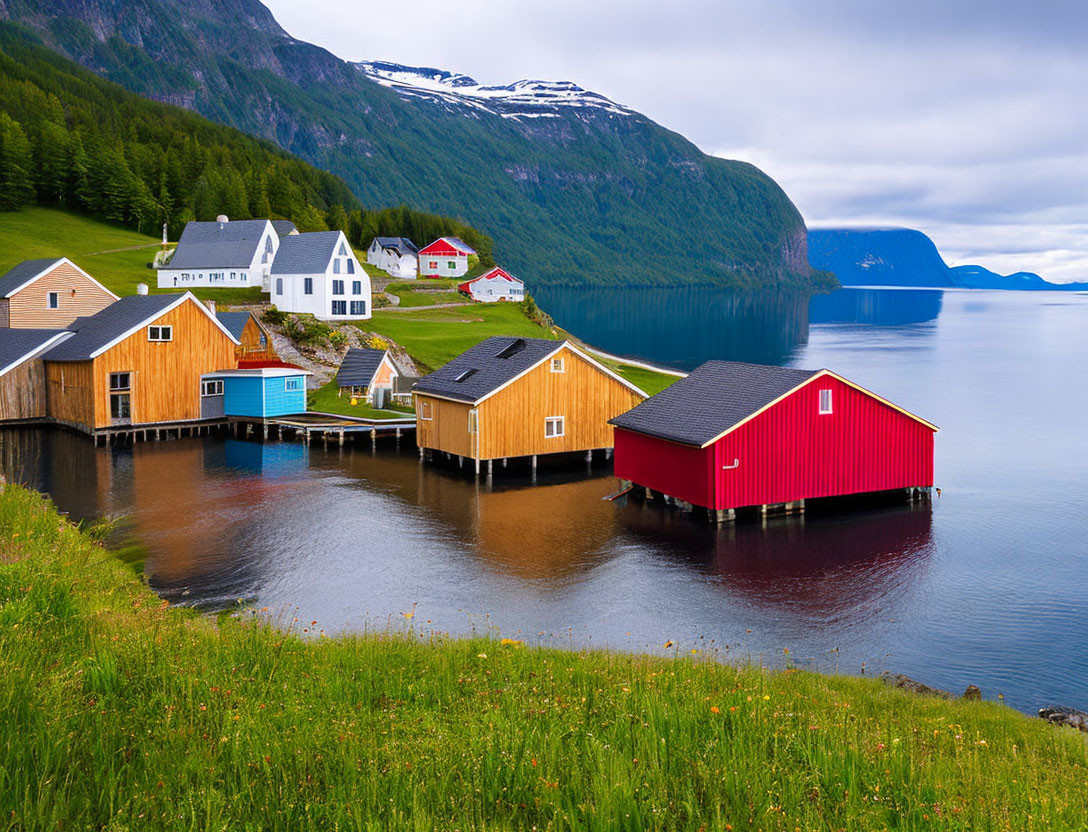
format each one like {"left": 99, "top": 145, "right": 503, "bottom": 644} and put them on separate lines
{"left": 333, "top": 260, "right": 341, "bottom": 275}
{"left": 447, "top": 260, "right": 457, "bottom": 270}
{"left": 346, "top": 259, "right": 355, "bottom": 274}
{"left": 201, "top": 379, "right": 224, "bottom": 396}
{"left": 276, "top": 278, "right": 283, "bottom": 295}
{"left": 428, "top": 260, "right": 438, "bottom": 270}
{"left": 331, "top": 300, "right": 347, "bottom": 316}
{"left": 545, "top": 416, "right": 565, "bottom": 438}
{"left": 285, "top": 377, "right": 302, "bottom": 392}
{"left": 47, "top": 291, "right": 59, "bottom": 309}
{"left": 304, "top": 278, "right": 313, "bottom": 295}
{"left": 467, "top": 409, "right": 478, "bottom": 434}
{"left": 550, "top": 357, "right": 565, "bottom": 373}
{"left": 349, "top": 301, "right": 366, "bottom": 316}
{"left": 241, "top": 273, "right": 247, "bottom": 282}
{"left": 148, "top": 325, "right": 173, "bottom": 342}
{"left": 352, "top": 280, "right": 362, "bottom": 295}
{"left": 420, "top": 400, "right": 433, "bottom": 420}
{"left": 338, "top": 242, "right": 348, "bottom": 256}
{"left": 819, "top": 388, "right": 833, "bottom": 414}
{"left": 230, "top": 272, "right": 236, "bottom": 281}
{"left": 332, "top": 280, "right": 345, "bottom": 295}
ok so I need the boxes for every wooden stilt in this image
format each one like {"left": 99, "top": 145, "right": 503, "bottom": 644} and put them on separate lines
{"left": 339, "top": 430, "right": 345, "bottom": 447}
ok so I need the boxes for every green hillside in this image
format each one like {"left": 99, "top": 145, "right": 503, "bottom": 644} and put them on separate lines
{"left": 1, "top": 1, "right": 835, "bottom": 290}
{"left": 0, "top": 24, "right": 493, "bottom": 260}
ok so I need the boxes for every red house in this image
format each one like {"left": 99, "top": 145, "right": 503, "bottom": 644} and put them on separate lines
{"left": 419, "top": 237, "right": 477, "bottom": 278}
{"left": 610, "top": 361, "right": 937, "bottom": 521}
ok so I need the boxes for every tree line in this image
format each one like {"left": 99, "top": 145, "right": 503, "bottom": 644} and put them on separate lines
{"left": 0, "top": 25, "right": 492, "bottom": 261}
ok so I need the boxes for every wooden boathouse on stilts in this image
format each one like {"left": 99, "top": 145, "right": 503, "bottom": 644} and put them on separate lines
{"left": 412, "top": 336, "right": 647, "bottom": 478}
{"left": 609, "top": 360, "right": 938, "bottom": 524}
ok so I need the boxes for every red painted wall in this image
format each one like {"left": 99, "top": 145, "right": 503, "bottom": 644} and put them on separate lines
{"left": 613, "top": 428, "right": 715, "bottom": 508}
{"left": 614, "top": 374, "right": 934, "bottom": 511}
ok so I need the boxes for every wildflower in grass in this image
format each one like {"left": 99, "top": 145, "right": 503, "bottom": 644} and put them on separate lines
{"left": 477, "top": 653, "right": 487, "bottom": 659}
{"left": 500, "top": 638, "right": 523, "bottom": 646}
{"left": 763, "top": 694, "right": 770, "bottom": 701}
{"left": 710, "top": 706, "right": 720, "bottom": 714}
{"left": 663, "top": 640, "right": 674, "bottom": 649}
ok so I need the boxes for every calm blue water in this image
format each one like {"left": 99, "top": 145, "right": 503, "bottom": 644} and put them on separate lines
{"left": 3, "top": 286, "right": 1087, "bottom": 714}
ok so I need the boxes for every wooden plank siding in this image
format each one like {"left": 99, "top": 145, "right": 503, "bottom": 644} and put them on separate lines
{"left": 0, "top": 359, "right": 47, "bottom": 422}
{"left": 7, "top": 262, "right": 115, "bottom": 329}
{"left": 45, "top": 300, "right": 238, "bottom": 432}
{"left": 415, "top": 345, "right": 645, "bottom": 460}
{"left": 235, "top": 316, "right": 277, "bottom": 361}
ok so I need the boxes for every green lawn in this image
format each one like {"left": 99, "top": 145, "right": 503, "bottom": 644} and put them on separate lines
{"left": 2, "top": 484, "right": 1087, "bottom": 830}
{"left": 307, "top": 380, "right": 413, "bottom": 420}
{"left": 0, "top": 207, "right": 263, "bottom": 302}
{"left": 385, "top": 277, "right": 469, "bottom": 308}
{"left": 364, "top": 304, "right": 561, "bottom": 373}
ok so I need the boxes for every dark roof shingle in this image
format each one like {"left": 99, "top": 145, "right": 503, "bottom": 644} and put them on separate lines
{"left": 413, "top": 336, "right": 562, "bottom": 403}
{"left": 0, "top": 328, "right": 70, "bottom": 374}
{"left": 610, "top": 361, "right": 820, "bottom": 446}
{"left": 0, "top": 258, "right": 62, "bottom": 297}
{"left": 336, "top": 348, "right": 388, "bottom": 387}
{"left": 372, "top": 237, "right": 418, "bottom": 255}
{"left": 215, "top": 311, "right": 256, "bottom": 341}
{"left": 43, "top": 294, "right": 189, "bottom": 361}
{"left": 165, "top": 220, "right": 272, "bottom": 270}
{"left": 270, "top": 220, "right": 297, "bottom": 237}
{"left": 270, "top": 231, "right": 343, "bottom": 275}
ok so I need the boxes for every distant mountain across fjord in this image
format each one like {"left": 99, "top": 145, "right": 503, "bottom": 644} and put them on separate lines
{"left": 808, "top": 228, "right": 1088, "bottom": 291}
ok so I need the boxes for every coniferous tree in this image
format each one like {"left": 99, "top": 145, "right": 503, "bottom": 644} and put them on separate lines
{"left": 0, "top": 112, "right": 34, "bottom": 210}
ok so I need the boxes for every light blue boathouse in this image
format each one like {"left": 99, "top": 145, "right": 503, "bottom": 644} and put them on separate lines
{"left": 199, "top": 367, "right": 310, "bottom": 419}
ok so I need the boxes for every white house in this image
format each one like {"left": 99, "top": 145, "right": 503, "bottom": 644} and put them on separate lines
{"left": 156, "top": 216, "right": 280, "bottom": 291}
{"left": 458, "top": 266, "right": 525, "bottom": 303}
{"left": 418, "top": 237, "right": 477, "bottom": 278}
{"left": 270, "top": 231, "right": 371, "bottom": 321}
{"left": 366, "top": 237, "right": 419, "bottom": 279}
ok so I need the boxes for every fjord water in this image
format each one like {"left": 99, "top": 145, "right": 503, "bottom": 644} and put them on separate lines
{"left": 3, "top": 287, "right": 1086, "bottom": 713}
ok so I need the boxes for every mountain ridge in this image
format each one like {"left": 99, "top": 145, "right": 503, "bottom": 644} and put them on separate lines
{"left": 808, "top": 228, "right": 1088, "bottom": 291}
{"left": 0, "top": 0, "right": 831, "bottom": 289}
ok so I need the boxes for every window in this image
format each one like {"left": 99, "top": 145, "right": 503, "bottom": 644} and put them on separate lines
{"left": 241, "top": 273, "right": 247, "bottom": 282}
{"left": 304, "top": 278, "right": 313, "bottom": 295}
{"left": 148, "top": 325, "right": 173, "bottom": 342}
{"left": 276, "top": 278, "right": 283, "bottom": 295}
{"left": 819, "top": 388, "right": 833, "bottom": 414}
{"left": 428, "top": 260, "right": 438, "bottom": 269}
{"left": 338, "top": 242, "right": 348, "bottom": 256}
{"left": 109, "top": 372, "right": 131, "bottom": 422}
{"left": 550, "top": 357, "right": 565, "bottom": 373}
{"left": 331, "top": 300, "right": 347, "bottom": 316}
{"left": 545, "top": 416, "right": 565, "bottom": 438}
{"left": 454, "top": 369, "right": 477, "bottom": 382}
{"left": 332, "top": 280, "right": 345, "bottom": 295}
{"left": 467, "top": 409, "right": 478, "bottom": 434}
{"left": 447, "top": 260, "right": 457, "bottom": 270}
{"left": 285, "top": 377, "right": 302, "bottom": 392}
{"left": 352, "top": 280, "right": 362, "bottom": 295}
{"left": 333, "top": 259, "right": 341, "bottom": 275}
{"left": 230, "top": 272, "right": 236, "bottom": 281}
{"left": 350, "top": 301, "right": 366, "bottom": 316}
{"left": 201, "top": 379, "right": 224, "bottom": 396}
{"left": 420, "top": 400, "right": 433, "bottom": 420}
{"left": 47, "top": 291, "right": 58, "bottom": 309}
{"left": 346, "top": 259, "right": 355, "bottom": 274}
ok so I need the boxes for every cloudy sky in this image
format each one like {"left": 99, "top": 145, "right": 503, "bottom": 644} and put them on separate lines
{"left": 265, "top": 0, "right": 1088, "bottom": 282}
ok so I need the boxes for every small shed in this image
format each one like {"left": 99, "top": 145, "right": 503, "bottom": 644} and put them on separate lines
{"left": 0, "top": 258, "right": 117, "bottom": 329}
{"left": 200, "top": 367, "right": 311, "bottom": 420}
{"left": 335, "top": 347, "right": 399, "bottom": 406}
{"left": 216, "top": 310, "right": 277, "bottom": 361}
{"left": 419, "top": 237, "right": 477, "bottom": 278}
{"left": 610, "top": 360, "right": 937, "bottom": 518}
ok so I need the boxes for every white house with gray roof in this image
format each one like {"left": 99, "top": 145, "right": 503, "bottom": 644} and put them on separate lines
{"left": 366, "top": 236, "right": 419, "bottom": 278}
{"left": 156, "top": 217, "right": 281, "bottom": 291}
{"left": 270, "top": 230, "right": 371, "bottom": 321}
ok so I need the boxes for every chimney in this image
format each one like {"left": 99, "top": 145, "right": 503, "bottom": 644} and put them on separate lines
{"left": 136, "top": 283, "right": 149, "bottom": 296}
{"left": 205, "top": 299, "right": 217, "bottom": 317}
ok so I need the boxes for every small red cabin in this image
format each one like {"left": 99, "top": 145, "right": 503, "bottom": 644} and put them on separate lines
{"left": 610, "top": 361, "right": 937, "bottom": 517}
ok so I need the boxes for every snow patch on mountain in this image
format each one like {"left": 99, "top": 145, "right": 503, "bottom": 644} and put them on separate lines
{"left": 355, "top": 60, "right": 632, "bottom": 119}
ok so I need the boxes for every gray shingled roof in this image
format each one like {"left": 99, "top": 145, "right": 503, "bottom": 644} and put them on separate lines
{"left": 446, "top": 237, "right": 476, "bottom": 255}
{"left": 0, "top": 328, "right": 70, "bottom": 374}
{"left": 373, "top": 237, "right": 418, "bottom": 256}
{"left": 270, "top": 220, "right": 297, "bottom": 237}
{"left": 610, "top": 361, "right": 820, "bottom": 447}
{"left": 165, "top": 220, "right": 272, "bottom": 270}
{"left": 215, "top": 311, "right": 255, "bottom": 341}
{"left": 336, "top": 348, "right": 388, "bottom": 387}
{"left": 413, "top": 336, "right": 563, "bottom": 404}
{"left": 270, "top": 231, "right": 343, "bottom": 275}
{"left": 0, "top": 258, "right": 62, "bottom": 298}
{"left": 43, "top": 294, "right": 188, "bottom": 361}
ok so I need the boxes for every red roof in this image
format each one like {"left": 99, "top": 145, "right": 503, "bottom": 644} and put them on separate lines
{"left": 459, "top": 267, "right": 523, "bottom": 293}
{"left": 238, "top": 359, "right": 305, "bottom": 370}
{"left": 419, "top": 237, "right": 476, "bottom": 257}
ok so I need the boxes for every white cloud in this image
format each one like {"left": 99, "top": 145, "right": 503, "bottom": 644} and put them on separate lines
{"left": 263, "top": 0, "right": 1088, "bottom": 282}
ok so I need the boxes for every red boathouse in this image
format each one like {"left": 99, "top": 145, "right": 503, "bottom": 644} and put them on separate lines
{"left": 610, "top": 361, "right": 937, "bottom": 521}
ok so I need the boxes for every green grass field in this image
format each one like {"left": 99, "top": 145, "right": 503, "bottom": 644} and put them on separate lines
{"left": 307, "top": 380, "right": 413, "bottom": 419}
{"left": 1, "top": 484, "right": 1086, "bottom": 830}
{"left": 0, "top": 207, "right": 263, "bottom": 303}
{"left": 384, "top": 277, "right": 469, "bottom": 308}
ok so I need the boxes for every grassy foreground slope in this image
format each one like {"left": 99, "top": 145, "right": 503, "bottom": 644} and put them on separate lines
{"left": 1, "top": 485, "right": 1086, "bottom": 830}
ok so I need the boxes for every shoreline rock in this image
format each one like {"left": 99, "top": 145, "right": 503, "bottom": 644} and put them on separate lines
{"left": 1038, "top": 706, "right": 1088, "bottom": 732}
